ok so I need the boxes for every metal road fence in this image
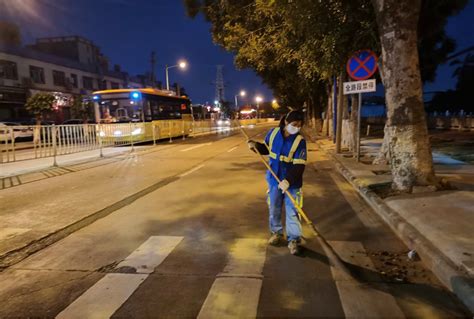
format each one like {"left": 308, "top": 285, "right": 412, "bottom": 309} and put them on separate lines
{"left": 0, "top": 118, "right": 274, "bottom": 164}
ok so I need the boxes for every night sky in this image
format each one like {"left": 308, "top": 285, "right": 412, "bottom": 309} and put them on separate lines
{"left": 0, "top": 0, "right": 473, "bottom": 104}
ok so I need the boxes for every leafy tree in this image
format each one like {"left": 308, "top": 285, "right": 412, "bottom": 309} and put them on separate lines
{"left": 25, "top": 92, "right": 55, "bottom": 125}
{"left": 70, "top": 95, "right": 94, "bottom": 123}
{"left": 418, "top": 0, "right": 468, "bottom": 83}
{"left": 451, "top": 53, "right": 474, "bottom": 112}
{"left": 184, "top": 0, "right": 468, "bottom": 192}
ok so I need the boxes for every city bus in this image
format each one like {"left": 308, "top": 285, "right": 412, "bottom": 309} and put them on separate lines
{"left": 92, "top": 88, "right": 193, "bottom": 142}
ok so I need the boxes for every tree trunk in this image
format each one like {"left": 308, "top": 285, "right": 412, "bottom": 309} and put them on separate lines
{"left": 373, "top": 124, "right": 390, "bottom": 164}
{"left": 349, "top": 94, "right": 359, "bottom": 153}
{"left": 324, "top": 85, "right": 333, "bottom": 137}
{"left": 34, "top": 114, "right": 42, "bottom": 145}
{"left": 335, "top": 74, "right": 344, "bottom": 153}
{"left": 372, "top": 0, "right": 437, "bottom": 192}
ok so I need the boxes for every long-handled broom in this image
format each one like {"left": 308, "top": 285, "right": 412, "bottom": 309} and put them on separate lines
{"left": 237, "top": 121, "right": 352, "bottom": 276}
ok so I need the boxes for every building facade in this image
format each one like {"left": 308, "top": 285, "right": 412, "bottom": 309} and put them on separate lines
{"left": 0, "top": 36, "right": 147, "bottom": 123}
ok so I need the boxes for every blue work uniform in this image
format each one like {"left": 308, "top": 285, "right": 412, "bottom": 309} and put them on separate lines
{"left": 264, "top": 127, "right": 307, "bottom": 241}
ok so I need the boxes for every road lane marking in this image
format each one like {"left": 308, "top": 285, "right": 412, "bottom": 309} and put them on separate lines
{"left": 116, "top": 236, "right": 183, "bottom": 274}
{"left": 56, "top": 273, "right": 147, "bottom": 319}
{"left": 180, "top": 143, "right": 212, "bottom": 152}
{"left": 179, "top": 164, "right": 205, "bottom": 177}
{"left": 198, "top": 238, "right": 267, "bottom": 319}
{"left": 56, "top": 236, "right": 183, "bottom": 319}
{"left": 329, "top": 241, "right": 405, "bottom": 318}
{"left": 227, "top": 146, "right": 238, "bottom": 153}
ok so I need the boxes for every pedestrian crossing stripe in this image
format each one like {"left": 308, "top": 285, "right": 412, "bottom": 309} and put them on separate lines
{"left": 55, "top": 236, "right": 183, "bottom": 319}
{"left": 52, "top": 237, "right": 414, "bottom": 318}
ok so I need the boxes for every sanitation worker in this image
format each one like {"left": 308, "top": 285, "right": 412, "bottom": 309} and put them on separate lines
{"left": 247, "top": 110, "right": 307, "bottom": 255}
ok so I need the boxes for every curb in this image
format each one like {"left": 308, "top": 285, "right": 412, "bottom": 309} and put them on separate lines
{"left": 331, "top": 152, "right": 474, "bottom": 314}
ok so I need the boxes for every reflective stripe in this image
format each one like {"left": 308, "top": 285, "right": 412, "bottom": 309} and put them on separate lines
{"left": 268, "top": 128, "right": 280, "bottom": 150}
{"left": 296, "top": 190, "right": 303, "bottom": 208}
{"left": 268, "top": 128, "right": 305, "bottom": 164}
{"left": 293, "top": 159, "right": 306, "bottom": 165}
{"left": 288, "top": 135, "right": 303, "bottom": 160}
{"left": 278, "top": 135, "right": 304, "bottom": 163}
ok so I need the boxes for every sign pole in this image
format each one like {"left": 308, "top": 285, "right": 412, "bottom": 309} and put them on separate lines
{"left": 357, "top": 92, "right": 362, "bottom": 162}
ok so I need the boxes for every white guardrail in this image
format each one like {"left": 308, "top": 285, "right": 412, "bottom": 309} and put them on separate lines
{"left": 0, "top": 118, "right": 274, "bottom": 164}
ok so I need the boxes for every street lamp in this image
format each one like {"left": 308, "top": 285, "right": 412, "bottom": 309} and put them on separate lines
{"left": 234, "top": 90, "right": 246, "bottom": 109}
{"left": 165, "top": 60, "right": 187, "bottom": 91}
{"left": 255, "top": 96, "right": 263, "bottom": 118}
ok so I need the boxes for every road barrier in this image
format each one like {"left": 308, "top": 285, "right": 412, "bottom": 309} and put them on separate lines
{"left": 0, "top": 118, "right": 275, "bottom": 164}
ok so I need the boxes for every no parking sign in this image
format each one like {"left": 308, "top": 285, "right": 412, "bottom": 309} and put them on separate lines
{"left": 346, "top": 50, "right": 378, "bottom": 81}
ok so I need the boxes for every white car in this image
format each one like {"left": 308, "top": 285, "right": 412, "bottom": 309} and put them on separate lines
{"left": 0, "top": 122, "right": 34, "bottom": 142}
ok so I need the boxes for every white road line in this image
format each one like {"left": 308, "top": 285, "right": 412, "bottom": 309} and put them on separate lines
{"left": 56, "top": 236, "right": 183, "bottom": 319}
{"left": 329, "top": 241, "right": 405, "bottom": 318}
{"left": 227, "top": 146, "right": 238, "bottom": 153}
{"left": 198, "top": 238, "right": 267, "bottom": 319}
{"left": 0, "top": 228, "right": 31, "bottom": 241}
{"left": 116, "top": 236, "right": 183, "bottom": 274}
{"left": 180, "top": 143, "right": 212, "bottom": 152}
{"left": 56, "top": 273, "right": 147, "bottom": 319}
{"left": 179, "top": 164, "right": 205, "bottom": 177}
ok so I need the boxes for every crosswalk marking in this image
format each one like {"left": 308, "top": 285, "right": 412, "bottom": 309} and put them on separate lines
{"left": 116, "top": 236, "right": 183, "bottom": 274}
{"left": 56, "top": 236, "right": 183, "bottom": 319}
{"left": 329, "top": 241, "right": 405, "bottom": 318}
{"left": 180, "top": 143, "right": 212, "bottom": 152}
{"left": 220, "top": 238, "right": 267, "bottom": 276}
{"left": 56, "top": 273, "right": 147, "bottom": 319}
{"left": 198, "top": 238, "right": 267, "bottom": 319}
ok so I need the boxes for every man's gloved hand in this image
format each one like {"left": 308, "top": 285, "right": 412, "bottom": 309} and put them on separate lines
{"left": 278, "top": 179, "right": 290, "bottom": 193}
{"left": 247, "top": 140, "right": 256, "bottom": 150}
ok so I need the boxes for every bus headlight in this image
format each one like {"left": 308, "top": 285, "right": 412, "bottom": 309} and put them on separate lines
{"left": 131, "top": 128, "right": 142, "bottom": 136}
{"left": 114, "top": 130, "right": 122, "bottom": 136}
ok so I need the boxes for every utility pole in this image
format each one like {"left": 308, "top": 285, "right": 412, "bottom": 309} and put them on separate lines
{"left": 215, "top": 65, "right": 225, "bottom": 104}
{"left": 335, "top": 74, "right": 344, "bottom": 153}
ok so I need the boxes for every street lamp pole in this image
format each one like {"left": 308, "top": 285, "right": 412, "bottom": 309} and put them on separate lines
{"left": 165, "top": 61, "right": 187, "bottom": 92}
{"left": 165, "top": 64, "right": 170, "bottom": 91}
{"left": 234, "top": 90, "right": 246, "bottom": 109}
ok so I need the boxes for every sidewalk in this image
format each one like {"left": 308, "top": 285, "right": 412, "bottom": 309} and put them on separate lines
{"left": 307, "top": 132, "right": 474, "bottom": 313}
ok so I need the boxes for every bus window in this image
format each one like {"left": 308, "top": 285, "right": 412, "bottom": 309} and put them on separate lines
{"left": 115, "top": 107, "right": 129, "bottom": 122}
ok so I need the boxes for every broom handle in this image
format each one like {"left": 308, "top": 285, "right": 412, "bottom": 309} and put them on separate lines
{"left": 236, "top": 120, "right": 356, "bottom": 275}
{"left": 236, "top": 121, "right": 319, "bottom": 235}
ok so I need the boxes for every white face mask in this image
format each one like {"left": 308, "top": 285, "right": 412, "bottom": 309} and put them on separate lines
{"left": 286, "top": 124, "right": 300, "bottom": 135}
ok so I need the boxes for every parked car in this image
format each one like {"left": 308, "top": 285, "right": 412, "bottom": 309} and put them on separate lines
{"left": 0, "top": 122, "right": 34, "bottom": 141}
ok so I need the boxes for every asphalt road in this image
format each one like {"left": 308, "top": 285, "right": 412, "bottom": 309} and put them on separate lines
{"left": 0, "top": 124, "right": 470, "bottom": 318}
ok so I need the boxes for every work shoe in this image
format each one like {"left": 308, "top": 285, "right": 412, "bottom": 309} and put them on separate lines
{"left": 268, "top": 233, "right": 283, "bottom": 246}
{"left": 288, "top": 240, "right": 300, "bottom": 255}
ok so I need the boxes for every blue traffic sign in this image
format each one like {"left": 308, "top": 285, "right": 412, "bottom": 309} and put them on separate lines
{"left": 346, "top": 50, "right": 378, "bottom": 81}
